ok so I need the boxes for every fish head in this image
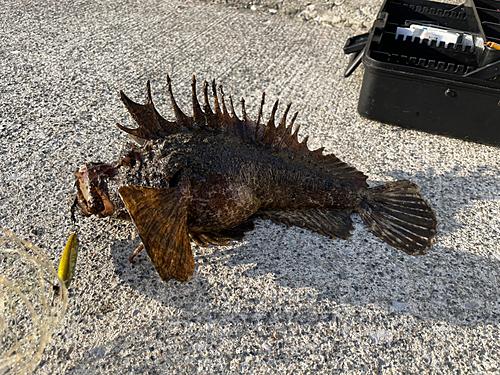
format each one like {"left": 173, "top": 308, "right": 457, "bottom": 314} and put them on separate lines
{"left": 74, "top": 162, "right": 118, "bottom": 217}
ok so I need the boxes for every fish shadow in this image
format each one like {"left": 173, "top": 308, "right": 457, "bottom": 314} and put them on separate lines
{"left": 109, "top": 239, "right": 213, "bottom": 309}
{"left": 108, "top": 165, "right": 500, "bottom": 328}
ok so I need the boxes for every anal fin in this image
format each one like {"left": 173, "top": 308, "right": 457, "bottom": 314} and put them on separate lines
{"left": 118, "top": 182, "right": 194, "bottom": 282}
{"left": 258, "top": 208, "right": 354, "bottom": 239}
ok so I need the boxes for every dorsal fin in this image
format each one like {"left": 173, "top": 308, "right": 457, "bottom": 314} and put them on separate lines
{"left": 276, "top": 102, "right": 291, "bottom": 137}
{"left": 166, "top": 74, "right": 193, "bottom": 129}
{"left": 202, "top": 79, "right": 217, "bottom": 130}
{"left": 191, "top": 75, "right": 204, "bottom": 126}
{"left": 117, "top": 76, "right": 367, "bottom": 185}
{"left": 254, "top": 92, "right": 265, "bottom": 141}
{"left": 261, "top": 100, "right": 279, "bottom": 145}
{"left": 210, "top": 79, "right": 226, "bottom": 131}
{"left": 117, "top": 81, "right": 178, "bottom": 139}
{"left": 219, "top": 85, "right": 229, "bottom": 116}
{"left": 212, "top": 79, "right": 222, "bottom": 116}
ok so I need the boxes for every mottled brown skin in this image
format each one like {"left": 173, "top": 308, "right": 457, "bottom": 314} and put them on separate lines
{"left": 106, "top": 130, "right": 363, "bottom": 230}
{"left": 74, "top": 75, "right": 438, "bottom": 283}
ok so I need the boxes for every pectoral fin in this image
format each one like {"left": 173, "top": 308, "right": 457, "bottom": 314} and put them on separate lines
{"left": 118, "top": 183, "right": 194, "bottom": 282}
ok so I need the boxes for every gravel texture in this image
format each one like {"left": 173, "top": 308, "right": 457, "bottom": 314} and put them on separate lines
{"left": 200, "top": 0, "right": 380, "bottom": 30}
{"left": 201, "top": 0, "right": 462, "bottom": 30}
{"left": 1, "top": 0, "right": 499, "bottom": 374}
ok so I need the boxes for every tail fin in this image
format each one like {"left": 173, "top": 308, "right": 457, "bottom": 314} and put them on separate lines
{"left": 357, "top": 181, "right": 438, "bottom": 255}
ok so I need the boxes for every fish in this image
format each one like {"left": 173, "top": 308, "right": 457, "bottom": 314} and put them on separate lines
{"left": 73, "top": 75, "right": 438, "bottom": 283}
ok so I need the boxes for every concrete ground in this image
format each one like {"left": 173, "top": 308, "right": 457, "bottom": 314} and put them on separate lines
{"left": 1, "top": 0, "right": 499, "bottom": 373}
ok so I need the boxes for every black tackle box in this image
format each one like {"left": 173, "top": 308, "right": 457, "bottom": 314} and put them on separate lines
{"left": 344, "top": 0, "right": 500, "bottom": 146}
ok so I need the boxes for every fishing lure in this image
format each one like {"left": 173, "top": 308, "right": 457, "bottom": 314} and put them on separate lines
{"left": 58, "top": 233, "right": 78, "bottom": 288}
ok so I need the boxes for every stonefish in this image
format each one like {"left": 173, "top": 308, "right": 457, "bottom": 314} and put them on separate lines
{"left": 73, "top": 75, "right": 438, "bottom": 282}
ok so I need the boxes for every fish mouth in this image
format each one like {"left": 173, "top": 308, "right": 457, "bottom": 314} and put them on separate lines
{"left": 74, "top": 163, "right": 117, "bottom": 217}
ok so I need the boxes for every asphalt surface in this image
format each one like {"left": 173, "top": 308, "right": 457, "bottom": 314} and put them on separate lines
{"left": 1, "top": 0, "right": 499, "bottom": 374}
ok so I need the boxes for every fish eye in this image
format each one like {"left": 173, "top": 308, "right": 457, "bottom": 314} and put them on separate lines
{"left": 120, "top": 152, "right": 135, "bottom": 167}
{"left": 119, "top": 151, "right": 141, "bottom": 168}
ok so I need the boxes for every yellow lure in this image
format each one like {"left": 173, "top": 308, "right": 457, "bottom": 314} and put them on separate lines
{"left": 58, "top": 233, "right": 78, "bottom": 289}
